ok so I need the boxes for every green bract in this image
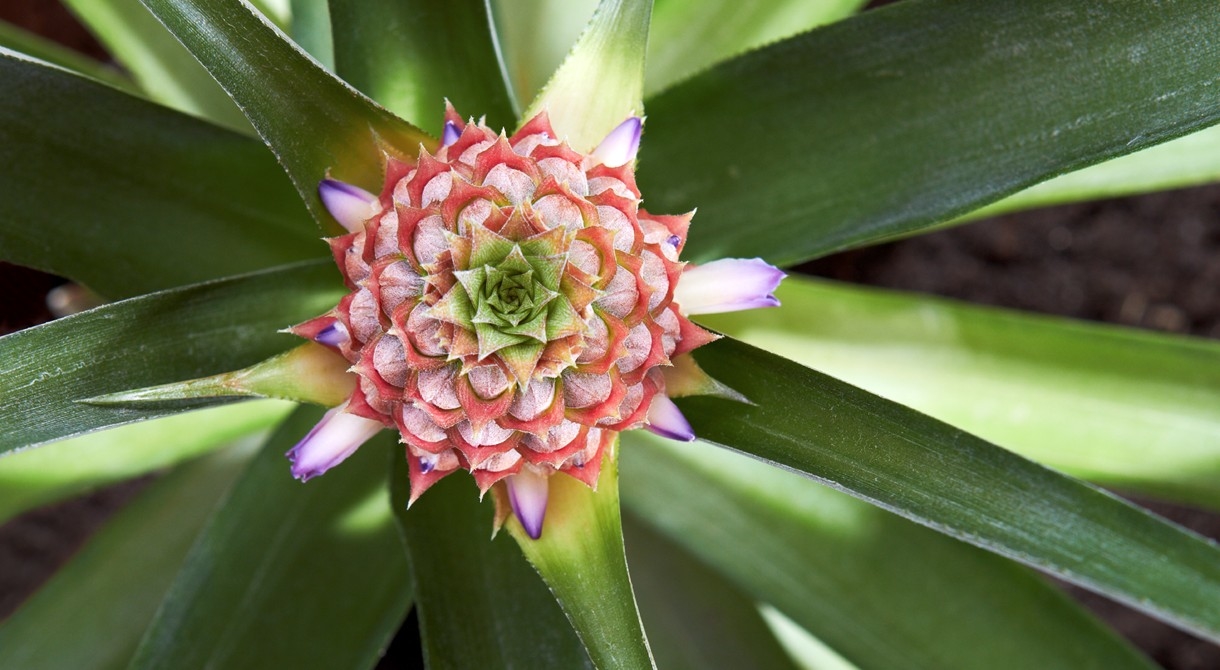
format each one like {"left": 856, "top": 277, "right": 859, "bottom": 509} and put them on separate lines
{"left": 2, "top": 1, "right": 1220, "bottom": 668}
{"left": 448, "top": 244, "right": 567, "bottom": 363}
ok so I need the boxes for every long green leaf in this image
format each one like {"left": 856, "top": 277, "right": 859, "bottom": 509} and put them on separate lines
{"left": 677, "top": 337, "right": 1220, "bottom": 643}
{"left": 638, "top": 0, "right": 1220, "bottom": 266}
{"left": 623, "top": 514, "right": 801, "bottom": 670}
{"left": 140, "top": 0, "right": 434, "bottom": 231}
{"left": 0, "top": 19, "right": 136, "bottom": 92}
{"left": 645, "top": 0, "right": 865, "bottom": 96}
{"left": 249, "top": 0, "right": 292, "bottom": 31}
{"left": 330, "top": 0, "right": 515, "bottom": 133}
{"left": 61, "top": 0, "right": 251, "bottom": 133}
{"left": 522, "top": 0, "right": 652, "bottom": 150}
{"left": 289, "top": 0, "right": 334, "bottom": 69}
{"left": 701, "top": 277, "right": 1220, "bottom": 509}
{"left": 0, "top": 50, "right": 319, "bottom": 298}
{"left": 393, "top": 468, "right": 594, "bottom": 669}
{"left": 621, "top": 432, "right": 1154, "bottom": 670}
{"left": 489, "top": 0, "right": 597, "bottom": 112}
{"left": 0, "top": 444, "right": 256, "bottom": 670}
{"left": 506, "top": 446, "right": 655, "bottom": 669}
{"left": 0, "top": 401, "right": 292, "bottom": 525}
{"left": 968, "top": 123, "right": 1220, "bottom": 220}
{"left": 130, "top": 406, "right": 410, "bottom": 668}
{"left": 0, "top": 261, "right": 341, "bottom": 454}
{"left": 757, "top": 608, "right": 859, "bottom": 670}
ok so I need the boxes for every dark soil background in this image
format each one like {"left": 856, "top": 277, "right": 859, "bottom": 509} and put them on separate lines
{"left": 2, "top": 1, "right": 1220, "bottom": 668}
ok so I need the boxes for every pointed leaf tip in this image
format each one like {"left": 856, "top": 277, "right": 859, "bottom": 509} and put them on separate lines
{"left": 319, "top": 179, "right": 380, "bottom": 232}
{"left": 646, "top": 394, "right": 696, "bottom": 442}
{"left": 507, "top": 468, "right": 550, "bottom": 539}
{"left": 675, "top": 258, "right": 785, "bottom": 315}
{"left": 287, "top": 402, "right": 384, "bottom": 481}
{"left": 591, "top": 117, "right": 643, "bottom": 167}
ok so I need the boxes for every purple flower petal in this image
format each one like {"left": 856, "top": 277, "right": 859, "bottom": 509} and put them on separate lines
{"left": 645, "top": 394, "right": 696, "bottom": 442}
{"left": 590, "top": 117, "right": 642, "bottom": 168}
{"left": 506, "top": 468, "right": 549, "bottom": 539}
{"left": 674, "top": 258, "right": 786, "bottom": 315}
{"left": 286, "top": 403, "right": 383, "bottom": 481}
{"left": 314, "top": 321, "right": 350, "bottom": 348}
{"left": 318, "top": 179, "right": 380, "bottom": 233}
{"left": 419, "top": 452, "right": 439, "bottom": 474}
{"left": 442, "top": 121, "right": 461, "bottom": 148}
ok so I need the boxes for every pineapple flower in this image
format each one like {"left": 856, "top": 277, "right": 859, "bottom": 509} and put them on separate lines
{"left": 287, "top": 107, "right": 784, "bottom": 538}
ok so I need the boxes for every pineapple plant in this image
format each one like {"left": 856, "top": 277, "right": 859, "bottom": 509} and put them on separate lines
{"left": 1, "top": 1, "right": 1219, "bottom": 668}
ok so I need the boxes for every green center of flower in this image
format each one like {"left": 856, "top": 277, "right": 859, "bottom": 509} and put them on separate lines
{"left": 431, "top": 228, "right": 586, "bottom": 386}
{"left": 464, "top": 250, "right": 559, "bottom": 341}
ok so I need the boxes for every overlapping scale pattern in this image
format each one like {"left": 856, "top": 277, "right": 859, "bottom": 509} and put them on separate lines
{"left": 295, "top": 109, "right": 719, "bottom": 501}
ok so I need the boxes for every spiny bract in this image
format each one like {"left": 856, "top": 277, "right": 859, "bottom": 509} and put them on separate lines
{"left": 289, "top": 107, "right": 783, "bottom": 537}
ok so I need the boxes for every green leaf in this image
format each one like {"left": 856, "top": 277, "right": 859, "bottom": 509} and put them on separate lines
{"left": 0, "top": 260, "right": 342, "bottom": 455}
{"left": 0, "top": 400, "right": 292, "bottom": 525}
{"left": 757, "top": 608, "right": 859, "bottom": 670}
{"left": 393, "top": 469, "right": 594, "bottom": 669}
{"left": 620, "top": 432, "right": 1154, "bottom": 670}
{"left": 249, "top": 0, "right": 291, "bottom": 31}
{"left": 522, "top": 0, "right": 652, "bottom": 150}
{"left": 968, "top": 123, "right": 1220, "bottom": 220}
{"left": 0, "top": 19, "right": 137, "bottom": 92}
{"left": 701, "top": 276, "right": 1220, "bottom": 509}
{"left": 86, "top": 343, "right": 355, "bottom": 409}
{"left": 638, "top": 0, "right": 1220, "bottom": 266}
{"left": 130, "top": 406, "right": 410, "bottom": 668}
{"left": 0, "top": 50, "right": 319, "bottom": 299}
{"left": 677, "top": 337, "right": 1220, "bottom": 644}
{"left": 61, "top": 0, "right": 252, "bottom": 133}
{"left": 489, "top": 0, "right": 597, "bottom": 112}
{"left": 623, "top": 514, "right": 801, "bottom": 670}
{"left": 330, "top": 0, "right": 516, "bottom": 134}
{"left": 645, "top": 0, "right": 865, "bottom": 96}
{"left": 505, "top": 446, "right": 655, "bottom": 669}
{"left": 289, "top": 0, "right": 334, "bottom": 69}
{"left": 0, "top": 443, "right": 257, "bottom": 670}
{"left": 139, "top": 0, "right": 434, "bottom": 232}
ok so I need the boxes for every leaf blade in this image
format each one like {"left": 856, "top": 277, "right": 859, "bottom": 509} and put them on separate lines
{"left": 644, "top": 0, "right": 866, "bottom": 96}
{"left": 0, "top": 19, "right": 136, "bottom": 92}
{"left": 330, "top": 0, "right": 515, "bottom": 133}
{"left": 0, "top": 444, "right": 257, "bottom": 670}
{"left": 0, "top": 50, "right": 319, "bottom": 298}
{"left": 623, "top": 513, "right": 801, "bottom": 670}
{"left": 488, "top": 0, "right": 596, "bottom": 109}
{"left": 393, "top": 468, "right": 594, "bottom": 669}
{"left": 968, "top": 123, "right": 1220, "bottom": 220}
{"left": 700, "top": 276, "right": 1220, "bottom": 509}
{"left": 139, "top": 0, "right": 434, "bottom": 231}
{"left": 129, "top": 406, "right": 411, "bottom": 669}
{"left": 289, "top": 0, "right": 334, "bottom": 69}
{"left": 505, "top": 447, "right": 656, "bottom": 669}
{"left": 0, "top": 261, "right": 342, "bottom": 454}
{"left": 638, "top": 0, "right": 1220, "bottom": 265}
{"left": 621, "top": 431, "right": 1155, "bottom": 670}
{"left": 0, "top": 401, "right": 292, "bottom": 525}
{"left": 521, "top": 0, "right": 652, "bottom": 150}
{"left": 679, "top": 337, "right": 1220, "bottom": 643}
{"left": 61, "top": 0, "right": 252, "bottom": 133}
